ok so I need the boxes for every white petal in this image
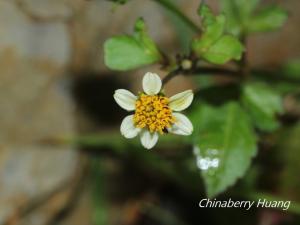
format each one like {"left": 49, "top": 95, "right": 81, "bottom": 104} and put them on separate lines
{"left": 120, "top": 115, "right": 141, "bottom": 138}
{"left": 114, "top": 89, "right": 137, "bottom": 111}
{"left": 169, "top": 90, "right": 194, "bottom": 111}
{"left": 140, "top": 130, "right": 159, "bottom": 149}
{"left": 168, "top": 113, "right": 193, "bottom": 135}
{"left": 142, "top": 72, "right": 162, "bottom": 95}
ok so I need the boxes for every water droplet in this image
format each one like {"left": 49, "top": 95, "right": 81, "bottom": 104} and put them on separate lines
{"left": 194, "top": 146, "right": 220, "bottom": 173}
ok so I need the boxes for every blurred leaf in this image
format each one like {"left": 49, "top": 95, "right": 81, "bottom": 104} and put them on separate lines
{"left": 247, "top": 6, "right": 288, "bottom": 33}
{"left": 192, "top": 75, "right": 215, "bottom": 89}
{"left": 221, "top": 0, "right": 260, "bottom": 36}
{"left": 241, "top": 82, "right": 283, "bottom": 132}
{"left": 221, "top": 0, "right": 287, "bottom": 35}
{"left": 194, "top": 84, "right": 241, "bottom": 105}
{"left": 271, "top": 59, "right": 300, "bottom": 94}
{"left": 236, "top": 0, "right": 260, "bottom": 18}
{"left": 250, "top": 60, "right": 300, "bottom": 94}
{"left": 281, "top": 58, "right": 300, "bottom": 78}
{"left": 272, "top": 82, "right": 300, "bottom": 95}
{"left": 192, "top": 4, "right": 244, "bottom": 64}
{"left": 277, "top": 123, "right": 300, "bottom": 201}
{"left": 190, "top": 102, "right": 257, "bottom": 197}
{"left": 201, "top": 35, "right": 244, "bottom": 64}
{"left": 104, "top": 18, "right": 162, "bottom": 71}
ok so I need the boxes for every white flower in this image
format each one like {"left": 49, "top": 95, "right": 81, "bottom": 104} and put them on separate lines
{"left": 114, "top": 72, "right": 194, "bottom": 149}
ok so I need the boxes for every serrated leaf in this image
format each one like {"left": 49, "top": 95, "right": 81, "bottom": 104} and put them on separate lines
{"left": 104, "top": 18, "right": 162, "bottom": 71}
{"left": 190, "top": 102, "right": 257, "bottom": 197}
{"left": 192, "top": 4, "right": 225, "bottom": 53}
{"left": 247, "top": 6, "right": 288, "bottom": 33}
{"left": 192, "top": 15, "right": 226, "bottom": 53}
{"left": 241, "top": 82, "right": 284, "bottom": 132}
{"left": 201, "top": 35, "right": 244, "bottom": 64}
{"left": 197, "top": 3, "right": 218, "bottom": 27}
{"left": 192, "top": 4, "right": 244, "bottom": 64}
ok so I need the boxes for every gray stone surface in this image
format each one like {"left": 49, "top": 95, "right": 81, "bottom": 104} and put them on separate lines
{"left": 0, "top": 147, "right": 78, "bottom": 224}
{"left": 18, "top": 0, "right": 76, "bottom": 20}
{"left": 0, "top": 1, "right": 71, "bottom": 66}
{"left": 0, "top": 1, "right": 77, "bottom": 224}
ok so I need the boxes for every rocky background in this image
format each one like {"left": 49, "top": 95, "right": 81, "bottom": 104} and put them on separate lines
{"left": 0, "top": 0, "right": 299, "bottom": 225}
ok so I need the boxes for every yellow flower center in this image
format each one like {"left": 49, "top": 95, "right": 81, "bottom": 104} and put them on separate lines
{"left": 133, "top": 94, "right": 175, "bottom": 134}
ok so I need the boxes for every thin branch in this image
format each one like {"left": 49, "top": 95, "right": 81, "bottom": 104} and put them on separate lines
{"left": 252, "top": 69, "right": 300, "bottom": 83}
{"left": 162, "top": 65, "right": 300, "bottom": 86}
{"left": 162, "top": 67, "right": 240, "bottom": 86}
{"left": 162, "top": 68, "right": 182, "bottom": 85}
{"left": 239, "top": 34, "right": 250, "bottom": 78}
{"left": 191, "top": 67, "right": 240, "bottom": 77}
{"left": 152, "top": 0, "right": 201, "bottom": 33}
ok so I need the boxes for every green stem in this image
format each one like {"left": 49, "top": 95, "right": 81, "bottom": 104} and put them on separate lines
{"left": 152, "top": 0, "right": 201, "bottom": 33}
{"left": 42, "top": 132, "right": 201, "bottom": 189}
{"left": 44, "top": 132, "right": 188, "bottom": 150}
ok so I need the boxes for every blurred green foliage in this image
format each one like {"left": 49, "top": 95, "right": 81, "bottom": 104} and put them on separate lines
{"left": 221, "top": 0, "right": 287, "bottom": 36}
{"left": 241, "top": 82, "right": 283, "bottom": 132}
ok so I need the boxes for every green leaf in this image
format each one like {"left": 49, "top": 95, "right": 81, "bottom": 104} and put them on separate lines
{"left": 192, "top": 4, "right": 244, "bottom": 64}
{"left": 241, "top": 82, "right": 284, "bottom": 132}
{"left": 222, "top": 0, "right": 260, "bottom": 22}
{"left": 221, "top": 0, "right": 287, "bottom": 35}
{"left": 221, "top": 0, "right": 260, "bottom": 36}
{"left": 281, "top": 58, "right": 300, "bottom": 78}
{"left": 190, "top": 102, "right": 257, "bottom": 197}
{"left": 247, "top": 6, "right": 288, "bottom": 33}
{"left": 271, "top": 59, "right": 300, "bottom": 94}
{"left": 192, "top": 4, "right": 225, "bottom": 53}
{"left": 104, "top": 18, "right": 162, "bottom": 71}
{"left": 197, "top": 3, "right": 216, "bottom": 26}
{"left": 201, "top": 35, "right": 244, "bottom": 64}
{"left": 192, "top": 16, "right": 226, "bottom": 53}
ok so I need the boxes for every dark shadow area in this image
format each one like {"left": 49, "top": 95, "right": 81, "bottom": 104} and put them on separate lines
{"left": 72, "top": 72, "right": 129, "bottom": 126}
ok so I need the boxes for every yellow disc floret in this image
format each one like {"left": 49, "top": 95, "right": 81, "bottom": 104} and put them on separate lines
{"left": 133, "top": 94, "right": 175, "bottom": 134}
